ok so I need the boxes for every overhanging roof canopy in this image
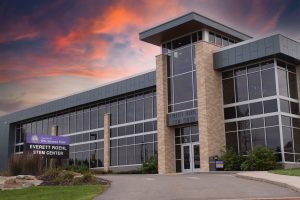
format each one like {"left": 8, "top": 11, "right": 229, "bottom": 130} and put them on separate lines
{"left": 139, "top": 12, "right": 252, "bottom": 46}
{"left": 213, "top": 34, "right": 300, "bottom": 70}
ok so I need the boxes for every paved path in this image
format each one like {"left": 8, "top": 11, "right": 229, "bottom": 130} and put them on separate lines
{"left": 95, "top": 174, "right": 300, "bottom": 200}
{"left": 237, "top": 171, "right": 300, "bottom": 193}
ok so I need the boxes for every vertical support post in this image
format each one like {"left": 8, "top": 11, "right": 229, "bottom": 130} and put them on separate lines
{"left": 195, "top": 41, "right": 225, "bottom": 172}
{"left": 156, "top": 54, "right": 176, "bottom": 174}
{"left": 103, "top": 113, "right": 110, "bottom": 172}
{"left": 49, "top": 125, "right": 58, "bottom": 169}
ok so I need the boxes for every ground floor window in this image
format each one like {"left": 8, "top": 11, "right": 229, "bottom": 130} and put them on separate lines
{"left": 225, "top": 114, "right": 300, "bottom": 162}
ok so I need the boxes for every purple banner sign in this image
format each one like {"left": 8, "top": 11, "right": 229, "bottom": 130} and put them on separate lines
{"left": 26, "top": 134, "right": 69, "bottom": 145}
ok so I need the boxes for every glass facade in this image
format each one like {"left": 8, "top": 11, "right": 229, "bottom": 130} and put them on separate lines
{"left": 174, "top": 124, "right": 199, "bottom": 172}
{"left": 222, "top": 59, "right": 300, "bottom": 162}
{"left": 208, "top": 31, "right": 236, "bottom": 46}
{"left": 163, "top": 32, "right": 201, "bottom": 113}
{"left": 14, "top": 88, "right": 157, "bottom": 168}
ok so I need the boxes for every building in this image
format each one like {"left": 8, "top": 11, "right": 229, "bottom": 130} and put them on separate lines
{"left": 1, "top": 12, "right": 300, "bottom": 174}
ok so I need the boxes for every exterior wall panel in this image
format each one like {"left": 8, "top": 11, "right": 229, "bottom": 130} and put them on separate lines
{"left": 214, "top": 34, "right": 300, "bottom": 70}
{"left": 0, "top": 71, "right": 156, "bottom": 125}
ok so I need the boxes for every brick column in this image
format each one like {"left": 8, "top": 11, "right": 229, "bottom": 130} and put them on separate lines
{"left": 103, "top": 113, "right": 110, "bottom": 172}
{"left": 156, "top": 54, "right": 176, "bottom": 174}
{"left": 49, "top": 125, "right": 58, "bottom": 168}
{"left": 195, "top": 41, "right": 225, "bottom": 172}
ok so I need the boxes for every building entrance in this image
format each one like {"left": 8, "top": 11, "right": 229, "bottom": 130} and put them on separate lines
{"left": 181, "top": 142, "right": 200, "bottom": 173}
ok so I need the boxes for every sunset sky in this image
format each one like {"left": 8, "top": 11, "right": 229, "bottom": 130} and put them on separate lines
{"left": 0, "top": 0, "right": 300, "bottom": 116}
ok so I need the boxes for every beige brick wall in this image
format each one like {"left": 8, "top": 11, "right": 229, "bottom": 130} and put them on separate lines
{"left": 156, "top": 54, "right": 176, "bottom": 174}
{"left": 103, "top": 113, "right": 110, "bottom": 172}
{"left": 195, "top": 41, "right": 226, "bottom": 172}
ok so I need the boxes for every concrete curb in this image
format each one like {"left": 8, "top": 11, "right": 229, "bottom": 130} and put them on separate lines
{"left": 236, "top": 173, "right": 300, "bottom": 194}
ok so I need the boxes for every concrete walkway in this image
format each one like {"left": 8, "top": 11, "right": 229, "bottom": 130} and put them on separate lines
{"left": 237, "top": 171, "right": 300, "bottom": 193}
{"left": 95, "top": 174, "right": 299, "bottom": 200}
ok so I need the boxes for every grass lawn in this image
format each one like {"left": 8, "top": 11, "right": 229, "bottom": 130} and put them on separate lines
{"left": 0, "top": 185, "right": 106, "bottom": 200}
{"left": 270, "top": 168, "right": 300, "bottom": 177}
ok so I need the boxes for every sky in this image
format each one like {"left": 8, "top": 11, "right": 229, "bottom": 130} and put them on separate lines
{"left": 0, "top": 0, "right": 300, "bottom": 116}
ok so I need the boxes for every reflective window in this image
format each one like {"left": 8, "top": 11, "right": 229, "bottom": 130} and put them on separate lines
{"left": 172, "top": 35, "right": 191, "bottom": 49}
{"left": 289, "top": 72, "right": 298, "bottom": 99}
{"left": 250, "top": 102, "right": 263, "bottom": 115}
{"left": 282, "top": 127, "right": 293, "bottom": 152}
{"left": 278, "top": 69, "right": 288, "bottom": 97}
{"left": 224, "top": 107, "right": 236, "bottom": 120}
{"left": 225, "top": 122, "right": 237, "bottom": 132}
{"left": 248, "top": 72, "right": 262, "bottom": 100}
{"left": 265, "top": 116, "right": 279, "bottom": 126}
{"left": 251, "top": 128, "right": 265, "bottom": 148}
{"left": 209, "top": 32, "right": 215, "bottom": 43}
{"left": 222, "top": 78, "right": 235, "bottom": 104}
{"left": 135, "top": 100, "right": 144, "bottom": 121}
{"left": 126, "top": 101, "right": 134, "bottom": 122}
{"left": 251, "top": 118, "right": 264, "bottom": 128}
{"left": 235, "top": 75, "right": 248, "bottom": 102}
{"left": 290, "top": 102, "right": 299, "bottom": 115}
{"left": 237, "top": 104, "right": 249, "bottom": 117}
{"left": 215, "top": 34, "right": 222, "bottom": 46}
{"left": 90, "top": 109, "right": 98, "bottom": 129}
{"left": 238, "top": 130, "right": 251, "bottom": 153}
{"left": 263, "top": 100, "right": 277, "bottom": 113}
{"left": 144, "top": 97, "right": 153, "bottom": 119}
{"left": 280, "top": 100, "right": 290, "bottom": 113}
{"left": 173, "top": 46, "right": 192, "bottom": 75}
{"left": 83, "top": 110, "right": 90, "bottom": 131}
{"left": 118, "top": 103, "right": 125, "bottom": 124}
{"left": 293, "top": 128, "right": 300, "bottom": 153}
{"left": 76, "top": 111, "right": 83, "bottom": 132}
{"left": 110, "top": 105, "right": 118, "bottom": 125}
{"left": 262, "top": 69, "right": 276, "bottom": 97}
{"left": 173, "top": 72, "right": 194, "bottom": 104}
{"left": 226, "top": 132, "right": 238, "bottom": 152}
{"left": 98, "top": 107, "right": 106, "bottom": 128}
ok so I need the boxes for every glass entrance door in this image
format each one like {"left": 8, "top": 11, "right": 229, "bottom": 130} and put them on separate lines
{"left": 181, "top": 143, "right": 200, "bottom": 172}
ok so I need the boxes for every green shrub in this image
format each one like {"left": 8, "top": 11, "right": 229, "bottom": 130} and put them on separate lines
{"left": 82, "top": 172, "right": 96, "bottom": 183}
{"left": 40, "top": 169, "right": 75, "bottom": 185}
{"left": 63, "top": 164, "right": 90, "bottom": 174}
{"left": 220, "top": 149, "right": 244, "bottom": 171}
{"left": 141, "top": 156, "right": 158, "bottom": 174}
{"left": 7, "top": 154, "right": 45, "bottom": 176}
{"left": 240, "top": 147, "right": 277, "bottom": 171}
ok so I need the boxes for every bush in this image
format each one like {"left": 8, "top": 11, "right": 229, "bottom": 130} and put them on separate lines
{"left": 72, "top": 172, "right": 98, "bottom": 185}
{"left": 63, "top": 164, "right": 90, "bottom": 174}
{"left": 40, "top": 168, "right": 75, "bottom": 185}
{"left": 39, "top": 169, "right": 105, "bottom": 186}
{"left": 240, "top": 147, "right": 277, "bottom": 171}
{"left": 141, "top": 156, "right": 158, "bottom": 174}
{"left": 7, "top": 154, "right": 45, "bottom": 176}
{"left": 220, "top": 149, "right": 244, "bottom": 171}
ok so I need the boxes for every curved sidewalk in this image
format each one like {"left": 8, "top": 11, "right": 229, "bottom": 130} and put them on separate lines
{"left": 236, "top": 171, "right": 300, "bottom": 193}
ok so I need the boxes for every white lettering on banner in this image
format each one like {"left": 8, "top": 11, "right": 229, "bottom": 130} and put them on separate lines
{"left": 30, "top": 144, "right": 51, "bottom": 150}
{"left": 51, "top": 146, "right": 67, "bottom": 150}
{"left": 33, "top": 150, "right": 46, "bottom": 155}
{"left": 46, "top": 151, "right": 64, "bottom": 156}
